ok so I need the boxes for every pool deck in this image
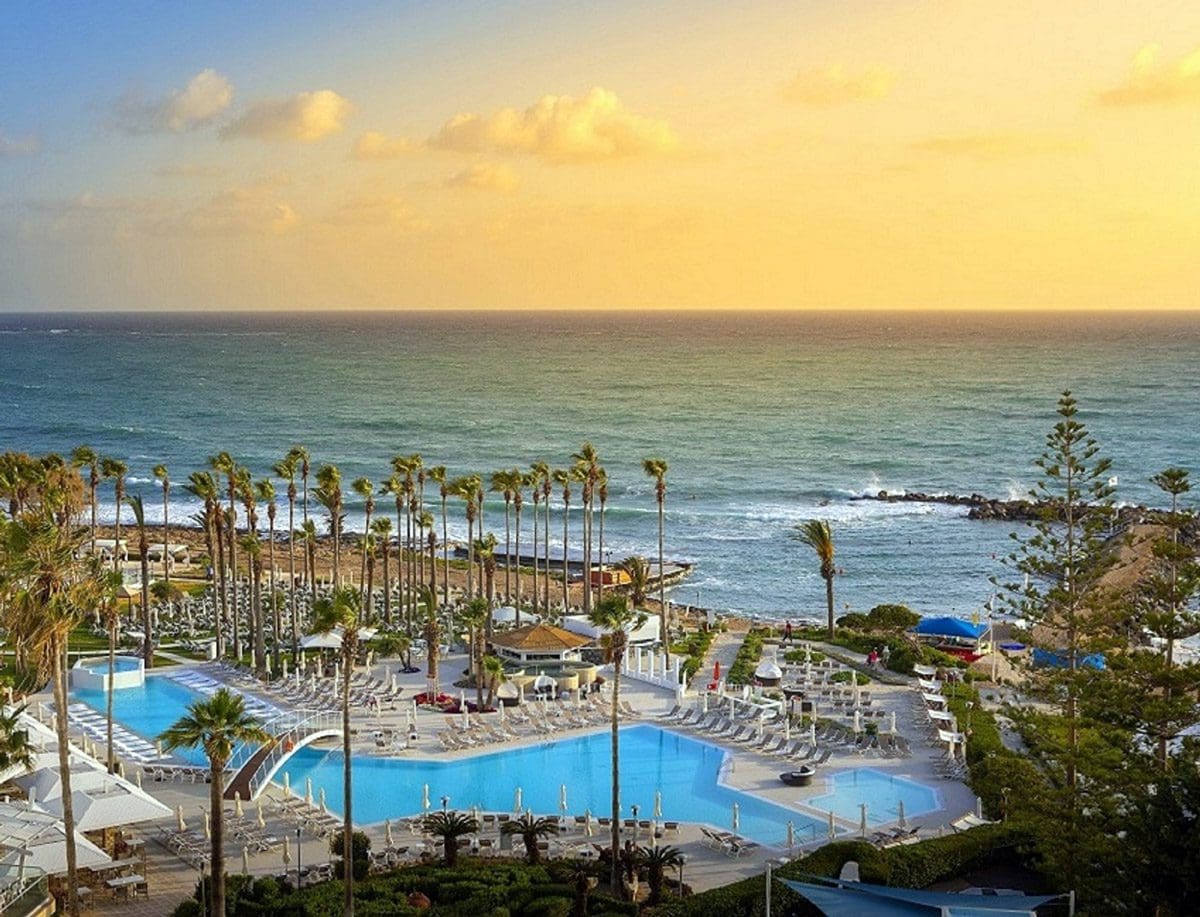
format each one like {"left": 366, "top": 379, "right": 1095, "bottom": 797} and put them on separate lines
{"left": 36, "top": 647, "right": 982, "bottom": 912}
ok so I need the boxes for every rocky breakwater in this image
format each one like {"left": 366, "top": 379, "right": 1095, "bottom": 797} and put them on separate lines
{"left": 854, "top": 489, "right": 1171, "bottom": 528}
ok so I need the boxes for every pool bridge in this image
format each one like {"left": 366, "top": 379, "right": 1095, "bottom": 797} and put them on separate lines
{"left": 224, "top": 709, "right": 342, "bottom": 801}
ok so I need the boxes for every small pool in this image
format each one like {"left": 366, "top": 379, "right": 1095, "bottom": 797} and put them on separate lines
{"left": 73, "top": 674, "right": 208, "bottom": 764}
{"left": 806, "top": 767, "right": 940, "bottom": 826}
{"left": 71, "top": 655, "right": 145, "bottom": 690}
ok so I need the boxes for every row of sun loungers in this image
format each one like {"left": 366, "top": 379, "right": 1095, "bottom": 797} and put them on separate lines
{"left": 62, "top": 703, "right": 161, "bottom": 763}
{"left": 700, "top": 826, "right": 761, "bottom": 857}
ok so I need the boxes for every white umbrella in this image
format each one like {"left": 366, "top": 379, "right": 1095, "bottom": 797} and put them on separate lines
{"left": 897, "top": 799, "right": 906, "bottom": 829}
{"left": 319, "top": 787, "right": 327, "bottom": 814}
{"left": 784, "top": 717, "right": 791, "bottom": 741}
{"left": 731, "top": 802, "right": 740, "bottom": 833}
{"left": 422, "top": 784, "right": 430, "bottom": 813}
{"left": 234, "top": 795, "right": 244, "bottom": 819}
{"left": 461, "top": 706, "right": 469, "bottom": 730}
{"left": 385, "top": 819, "right": 394, "bottom": 848}
{"left": 256, "top": 800, "right": 267, "bottom": 829}
{"left": 391, "top": 674, "right": 399, "bottom": 694}
{"left": 810, "top": 722, "right": 817, "bottom": 746}
{"left": 282, "top": 834, "right": 291, "bottom": 866}
{"left": 853, "top": 678, "right": 861, "bottom": 708}
{"left": 853, "top": 710, "right": 862, "bottom": 734}
{"left": 283, "top": 772, "right": 291, "bottom": 798}
{"left": 412, "top": 698, "right": 419, "bottom": 720}
{"left": 203, "top": 809, "right": 211, "bottom": 840}
{"left": 786, "top": 820, "right": 795, "bottom": 850}
{"left": 701, "top": 692, "right": 709, "bottom": 714}
{"left": 827, "top": 810, "right": 836, "bottom": 842}
{"left": 650, "top": 820, "right": 658, "bottom": 849}
{"left": 859, "top": 803, "right": 868, "bottom": 839}
{"left": 498, "top": 700, "right": 506, "bottom": 723}
{"left": 513, "top": 787, "right": 523, "bottom": 814}
{"left": 653, "top": 790, "right": 662, "bottom": 819}
{"left": 242, "top": 845, "right": 250, "bottom": 874}
{"left": 805, "top": 643, "right": 812, "bottom": 664}
{"left": 889, "top": 711, "right": 897, "bottom": 734}
{"left": 976, "top": 797, "right": 984, "bottom": 820}
{"left": 559, "top": 784, "right": 568, "bottom": 816}
{"left": 304, "top": 778, "right": 313, "bottom": 807}
{"left": 134, "top": 770, "right": 143, "bottom": 790}
{"left": 282, "top": 658, "right": 289, "bottom": 680}
{"left": 583, "top": 809, "right": 593, "bottom": 837}
{"left": 176, "top": 805, "right": 186, "bottom": 832}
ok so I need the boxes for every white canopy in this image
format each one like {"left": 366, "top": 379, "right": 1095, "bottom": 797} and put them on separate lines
{"left": 300, "top": 625, "right": 378, "bottom": 650}
{"left": 0, "top": 806, "right": 111, "bottom": 876}
{"left": 560, "top": 614, "right": 659, "bottom": 644}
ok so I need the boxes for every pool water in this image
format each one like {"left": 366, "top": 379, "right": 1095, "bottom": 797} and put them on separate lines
{"left": 78, "top": 656, "right": 142, "bottom": 674}
{"left": 73, "top": 674, "right": 210, "bottom": 765}
{"left": 806, "top": 768, "right": 940, "bottom": 826}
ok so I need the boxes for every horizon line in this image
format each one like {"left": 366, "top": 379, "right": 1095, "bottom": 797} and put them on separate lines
{"left": 3, "top": 306, "right": 1200, "bottom": 316}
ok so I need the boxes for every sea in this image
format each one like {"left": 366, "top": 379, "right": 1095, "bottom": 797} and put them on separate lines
{"left": 2, "top": 310, "right": 1199, "bottom": 623}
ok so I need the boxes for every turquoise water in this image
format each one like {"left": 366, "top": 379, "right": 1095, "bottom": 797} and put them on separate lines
{"left": 6, "top": 310, "right": 1200, "bottom": 618}
{"left": 279, "top": 724, "right": 829, "bottom": 845}
{"left": 807, "top": 767, "right": 940, "bottom": 826}
{"left": 77, "top": 656, "right": 141, "bottom": 674}
{"left": 73, "top": 675, "right": 209, "bottom": 765}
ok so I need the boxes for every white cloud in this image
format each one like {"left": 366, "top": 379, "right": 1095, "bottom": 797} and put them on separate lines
{"left": 0, "top": 129, "right": 40, "bottom": 157}
{"left": 352, "top": 131, "right": 417, "bottom": 159}
{"left": 221, "top": 90, "right": 352, "bottom": 142}
{"left": 445, "top": 162, "right": 519, "bottom": 192}
{"left": 1099, "top": 44, "right": 1200, "bottom": 106}
{"left": 114, "top": 69, "right": 234, "bottom": 134}
{"left": 783, "top": 64, "right": 894, "bottom": 106}
{"left": 429, "top": 87, "right": 678, "bottom": 163}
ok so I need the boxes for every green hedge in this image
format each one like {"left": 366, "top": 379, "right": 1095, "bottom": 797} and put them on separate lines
{"left": 726, "top": 629, "right": 768, "bottom": 684}
{"left": 670, "top": 629, "right": 717, "bottom": 680}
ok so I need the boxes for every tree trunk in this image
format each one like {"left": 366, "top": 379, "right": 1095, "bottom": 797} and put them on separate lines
{"left": 210, "top": 759, "right": 226, "bottom": 917}
{"left": 474, "top": 629, "right": 484, "bottom": 712}
{"left": 441, "top": 496, "right": 449, "bottom": 610}
{"left": 270, "top": 516, "right": 281, "bottom": 673}
{"left": 214, "top": 512, "right": 228, "bottom": 659}
{"left": 141, "top": 541, "right": 152, "bottom": 666}
{"left": 531, "top": 496, "right": 540, "bottom": 618}
{"left": 106, "top": 624, "right": 116, "bottom": 773}
{"left": 229, "top": 499, "right": 240, "bottom": 661}
{"left": 52, "top": 645, "right": 80, "bottom": 917}
{"left": 162, "top": 486, "right": 171, "bottom": 583}
{"left": 342, "top": 645, "right": 355, "bottom": 916}
{"left": 658, "top": 497, "right": 667, "bottom": 661}
{"left": 288, "top": 494, "right": 298, "bottom": 659}
{"left": 609, "top": 652, "right": 622, "bottom": 894}
{"left": 381, "top": 540, "right": 391, "bottom": 625}
{"left": 825, "top": 575, "right": 835, "bottom": 641}
{"left": 514, "top": 505, "right": 522, "bottom": 625}
{"left": 561, "top": 501, "right": 570, "bottom": 611}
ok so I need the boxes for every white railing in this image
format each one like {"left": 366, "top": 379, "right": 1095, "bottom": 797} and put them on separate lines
{"left": 228, "top": 709, "right": 342, "bottom": 800}
{"left": 621, "top": 646, "right": 686, "bottom": 695}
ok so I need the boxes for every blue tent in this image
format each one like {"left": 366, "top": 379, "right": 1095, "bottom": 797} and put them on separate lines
{"left": 780, "top": 876, "right": 1065, "bottom": 916}
{"left": 912, "top": 617, "right": 988, "bottom": 640}
{"left": 1031, "top": 648, "right": 1105, "bottom": 671}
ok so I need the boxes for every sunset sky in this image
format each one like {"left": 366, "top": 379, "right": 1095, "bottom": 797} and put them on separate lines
{"left": 2, "top": 1, "right": 1199, "bottom": 311}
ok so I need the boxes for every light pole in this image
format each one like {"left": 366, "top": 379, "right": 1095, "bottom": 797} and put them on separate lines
{"left": 441, "top": 795, "right": 449, "bottom": 813}
{"left": 765, "top": 857, "right": 788, "bottom": 917}
{"left": 631, "top": 804, "right": 640, "bottom": 844}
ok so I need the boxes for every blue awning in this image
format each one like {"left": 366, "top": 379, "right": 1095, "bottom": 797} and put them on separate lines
{"left": 912, "top": 616, "right": 988, "bottom": 640}
{"left": 780, "top": 877, "right": 1064, "bottom": 916}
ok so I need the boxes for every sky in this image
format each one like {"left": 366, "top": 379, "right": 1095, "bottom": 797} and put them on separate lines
{"left": 1, "top": 1, "right": 1199, "bottom": 311}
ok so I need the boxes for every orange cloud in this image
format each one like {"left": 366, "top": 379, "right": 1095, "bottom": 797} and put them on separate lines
{"left": 429, "top": 88, "right": 677, "bottom": 162}
{"left": 221, "top": 90, "right": 352, "bottom": 142}
{"left": 783, "top": 64, "right": 893, "bottom": 106}
{"left": 1099, "top": 44, "right": 1200, "bottom": 106}
{"left": 352, "top": 131, "right": 417, "bottom": 159}
{"left": 445, "top": 163, "right": 519, "bottom": 192}
{"left": 113, "top": 69, "right": 234, "bottom": 134}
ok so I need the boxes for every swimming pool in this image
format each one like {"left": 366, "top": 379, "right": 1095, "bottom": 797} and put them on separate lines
{"left": 806, "top": 767, "right": 940, "bottom": 826}
{"left": 71, "top": 672, "right": 940, "bottom": 845}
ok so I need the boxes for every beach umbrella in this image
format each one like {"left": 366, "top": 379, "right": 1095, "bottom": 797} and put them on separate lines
{"left": 897, "top": 800, "right": 906, "bottom": 830}
{"left": 559, "top": 784, "right": 568, "bottom": 816}
{"left": 889, "top": 711, "right": 897, "bottom": 734}
{"left": 498, "top": 700, "right": 506, "bottom": 723}
{"left": 461, "top": 706, "right": 469, "bottom": 730}
{"left": 175, "top": 805, "right": 186, "bottom": 832}
{"left": 653, "top": 790, "right": 663, "bottom": 819}
{"left": 391, "top": 674, "right": 399, "bottom": 694}
{"left": 701, "top": 691, "right": 709, "bottom": 714}
{"left": 976, "top": 797, "right": 984, "bottom": 820}
{"left": 786, "top": 820, "right": 795, "bottom": 851}
{"left": 459, "top": 690, "right": 466, "bottom": 712}
{"left": 853, "top": 710, "right": 862, "bottom": 734}
{"left": 242, "top": 845, "right": 250, "bottom": 874}
{"left": 422, "top": 783, "right": 430, "bottom": 812}
{"left": 805, "top": 643, "right": 812, "bottom": 664}
{"left": 827, "top": 811, "right": 836, "bottom": 842}
{"left": 385, "top": 819, "right": 394, "bottom": 848}
{"left": 784, "top": 717, "right": 791, "bottom": 741}
{"left": 513, "top": 787, "right": 523, "bottom": 814}
{"left": 859, "top": 804, "right": 868, "bottom": 839}
{"left": 134, "top": 769, "right": 143, "bottom": 790}
{"left": 758, "top": 710, "right": 766, "bottom": 740}
{"left": 203, "top": 810, "right": 211, "bottom": 840}
{"left": 283, "top": 772, "right": 291, "bottom": 798}
{"left": 583, "top": 809, "right": 593, "bottom": 837}
{"left": 282, "top": 834, "right": 291, "bottom": 866}
{"left": 256, "top": 799, "right": 267, "bottom": 829}
{"left": 333, "top": 660, "right": 340, "bottom": 683}
{"left": 412, "top": 698, "right": 419, "bottom": 720}
{"left": 731, "top": 802, "right": 740, "bottom": 833}
{"left": 304, "top": 778, "right": 313, "bottom": 807}
{"left": 155, "top": 740, "right": 163, "bottom": 758}
{"left": 810, "top": 722, "right": 817, "bottom": 746}
{"left": 712, "top": 660, "right": 721, "bottom": 682}
{"left": 853, "top": 678, "right": 861, "bottom": 708}
{"left": 650, "top": 820, "right": 658, "bottom": 850}
{"left": 234, "top": 795, "right": 244, "bottom": 819}
{"left": 282, "top": 658, "right": 288, "bottom": 680}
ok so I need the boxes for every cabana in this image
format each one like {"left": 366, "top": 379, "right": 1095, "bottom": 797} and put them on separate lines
{"left": 490, "top": 623, "right": 589, "bottom": 664}
{"left": 911, "top": 617, "right": 989, "bottom": 662}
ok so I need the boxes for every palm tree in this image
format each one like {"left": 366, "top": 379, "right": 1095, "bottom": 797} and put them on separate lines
{"left": 482, "top": 654, "right": 505, "bottom": 709}
{"left": 210, "top": 452, "right": 241, "bottom": 658}
{"left": 185, "top": 471, "right": 226, "bottom": 657}
{"left": 796, "top": 519, "right": 836, "bottom": 640}
{"left": 71, "top": 446, "right": 99, "bottom": 555}
{"left": 5, "top": 504, "right": 101, "bottom": 917}
{"left": 502, "top": 813, "right": 559, "bottom": 865}
{"left": 273, "top": 455, "right": 300, "bottom": 657}
{"left": 95, "top": 567, "right": 123, "bottom": 773}
{"left": 159, "top": 689, "right": 269, "bottom": 917}
{"left": 237, "top": 468, "right": 265, "bottom": 672}
{"left": 427, "top": 466, "right": 450, "bottom": 609}
{"left": 422, "top": 587, "right": 441, "bottom": 698}
{"left": 572, "top": 443, "right": 601, "bottom": 614}
{"left": 642, "top": 458, "right": 669, "bottom": 656}
{"left": 475, "top": 532, "right": 499, "bottom": 631}
{"left": 638, "top": 845, "right": 685, "bottom": 905}
{"left": 618, "top": 556, "right": 651, "bottom": 608}
{"left": 255, "top": 479, "right": 281, "bottom": 672}
{"left": 530, "top": 461, "right": 549, "bottom": 617}
{"left": 596, "top": 468, "right": 608, "bottom": 606}
{"left": 0, "top": 705, "right": 35, "bottom": 773}
{"left": 289, "top": 446, "right": 312, "bottom": 585}
{"left": 553, "top": 469, "right": 573, "bottom": 611}
{"left": 491, "top": 470, "right": 514, "bottom": 600}
{"left": 352, "top": 477, "right": 374, "bottom": 604}
{"left": 153, "top": 463, "right": 170, "bottom": 583}
{"left": 360, "top": 533, "right": 376, "bottom": 620}
{"left": 381, "top": 475, "right": 405, "bottom": 618}
{"left": 422, "top": 811, "right": 478, "bottom": 868}
{"left": 587, "top": 594, "right": 647, "bottom": 894}
{"left": 420, "top": 511, "right": 436, "bottom": 598}
{"left": 127, "top": 495, "right": 153, "bottom": 666}
{"left": 542, "top": 468, "right": 553, "bottom": 612}
{"left": 460, "top": 597, "right": 489, "bottom": 711}
{"left": 315, "top": 464, "right": 344, "bottom": 587}
{"left": 372, "top": 517, "right": 394, "bottom": 625}
{"left": 513, "top": 471, "right": 527, "bottom": 619}
{"left": 100, "top": 457, "right": 127, "bottom": 571}
{"left": 302, "top": 520, "right": 318, "bottom": 601}
{"left": 310, "top": 586, "right": 366, "bottom": 916}
{"left": 450, "top": 476, "right": 478, "bottom": 599}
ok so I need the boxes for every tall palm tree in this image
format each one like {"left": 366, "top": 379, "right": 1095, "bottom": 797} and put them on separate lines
{"left": 482, "top": 653, "right": 505, "bottom": 709}
{"left": 352, "top": 477, "right": 374, "bottom": 603}
{"left": 542, "top": 468, "right": 553, "bottom": 612}
{"left": 95, "top": 566, "right": 123, "bottom": 773}
{"left": 618, "top": 556, "right": 651, "bottom": 608}
{"left": 502, "top": 813, "right": 559, "bottom": 865}
{"left": 553, "top": 469, "right": 573, "bottom": 612}
{"left": 450, "top": 476, "right": 479, "bottom": 599}
{"left": 0, "top": 705, "right": 35, "bottom": 774}
{"left": 315, "top": 464, "right": 344, "bottom": 587}
{"left": 159, "top": 689, "right": 269, "bottom": 917}
{"left": 5, "top": 503, "right": 101, "bottom": 917}
{"left": 360, "top": 533, "right": 376, "bottom": 620}
{"left": 460, "top": 597, "right": 489, "bottom": 711}
{"left": 530, "top": 461, "right": 550, "bottom": 618}
{"left": 210, "top": 452, "right": 241, "bottom": 658}
{"left": 421, "top": 587, "right": 441, "bottom": 699}
{"left": 513, "top": 471, "right": 527, "bottom": 621}
{"left": 642, "top": 458, "right": 669, "bottom": 656}
{"left": 185, "top": 471, "right": 225, "bottom": 657}
{"left": 100, "top": 457, "right": 127, "bottom": 571}
{"left": 796, "top": 519, "right": 836, "bottom": 640}
{"left": 381, "top": 475, "right": 405, "bottom": 617}
{"left": 256, "top": 479, "right": 281, "bottom": 672}
{"left": 475, "top": 532, "right": 498, "bottom": 633}
{"left": 289, "top": 446, "right": 312, "bottom": 585}
{"left": 237, "top": 468, "right": 264, "bottom": 671}
{"left": 597, "top": 467, "right": 608, "bottom": 606}
{"left": 153, "top": 463, "right": 170, "bottom": 583}
{"left": 422, "top": 811, "right": 478, "bottom": 868}
{"left": 491, "top": 470, "right": 514, "bottom": 600}
{"left": 302, "top": 519, "right": 318, "bottom": 601}
{"left": 427, "top": 466, "right": 450, "bottom": 609}
{"left": 572, "top": 443, "right": 601, "bottom": 614}
{"left": 587, "top": 594, "right": 647, "bottom": 894}
{"left": 372, "top": 517, "right": 393, "bottom": 625}
{"left": 127, "top": 495, "right": 153, "bottom": 665}
{"left": 71, "top": 446, "right": 99, "bottom": 555}
{"left": 273, "top": 455, "right": 300, "bottom": 657}
{"left": 310, "top": 586, "right": 366, "bottom": 916}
